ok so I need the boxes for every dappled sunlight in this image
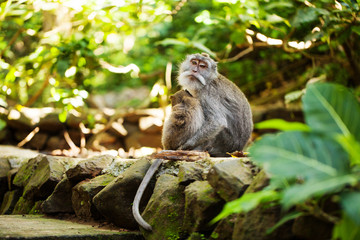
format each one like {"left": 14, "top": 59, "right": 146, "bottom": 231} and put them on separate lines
{"left": 0, "top": 1, "right": 359, "bottom": 239}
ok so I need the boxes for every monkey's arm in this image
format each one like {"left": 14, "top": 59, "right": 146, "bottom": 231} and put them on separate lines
{"left": 179, "top": 116, "right": 226, "bottom": 150}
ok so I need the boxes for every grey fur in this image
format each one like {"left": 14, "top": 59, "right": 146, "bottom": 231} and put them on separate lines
{"left": 176, "top": 53, "right": 253, "bottom": 156}
{"left": 162, "top": 90, "right": 204, "bottom": 150}
{"left": 133, "top": 53, "right": 253, "bottom": 231}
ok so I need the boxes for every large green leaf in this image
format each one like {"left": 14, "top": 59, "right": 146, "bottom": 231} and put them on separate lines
{"left": 281, "top": 175, "right": 357, "bottom": 209}
{"left": 250, "top": 131, "right": 350, "bottom": 180}
{"left": 340, "top": 192, "right": 360, "bottom": 225}
{"left": 302, "top": 83, "right": 360, "bottom": 141}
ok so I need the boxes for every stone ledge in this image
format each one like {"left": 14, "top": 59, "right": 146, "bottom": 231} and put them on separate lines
{"left": 0, "top": 215, "right": 144, "bottom": 240}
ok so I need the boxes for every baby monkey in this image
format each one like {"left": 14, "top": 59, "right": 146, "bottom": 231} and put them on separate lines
{"left": 162, "top": 89, "right": 204, "bottom": 150}
{"left": 132, "top": 89, "right": 203, "bottom": 231}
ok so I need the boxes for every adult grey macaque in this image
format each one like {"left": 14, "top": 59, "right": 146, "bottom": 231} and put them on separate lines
{"left": 176, "top": 53, "right": 253, "bottom": 156}
{"left": 162, "top": 89, "right": 204, "bottom": 150}
{"left": 132, "top": 53, "right": 253, "bottom": 231}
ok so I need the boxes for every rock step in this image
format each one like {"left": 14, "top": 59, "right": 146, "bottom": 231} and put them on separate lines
{"left": 0, "top": 215, "right": 144, "bottom": 240}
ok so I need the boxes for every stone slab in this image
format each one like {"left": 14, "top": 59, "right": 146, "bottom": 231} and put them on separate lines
{"left": 0, "top": 215, "right": 144, "bottom": 240}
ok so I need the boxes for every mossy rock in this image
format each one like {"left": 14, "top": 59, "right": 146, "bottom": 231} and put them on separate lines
{"left": 93, "top": 158, "right": 153, "bottom": 229}
{"left": 72, "top": 174, "right": 115, "bottom": 219}
{"left": 22, "top": 156, "right": 65, "bottom": 199}
{"left": 210, "top": 214, "right": 236, "bottom": 240}
{"left": 13, "top": 155, "right": 44, "bottom": 188}
{"left": 183, "top": 181, "right": 224, "bottom": 233}
{"left": 29, "top": 200, "right": 43, "bottom": 214}
{"left": 12, "top": 197, "right": 34, "bottom": 214}
{"left": 178, "top": 162, "right": 204, "bottom": 186}
{"left": 0, "top": 189, "right": 22, "bottom": 214}
{"left": 42, "top": 177, "right": 74, "bottom": 214}
{"left": 207, "top": 159, "right": 253, "bottom": 202}
{"left": 141, "top": 174, "right": 186, "bottom": 240}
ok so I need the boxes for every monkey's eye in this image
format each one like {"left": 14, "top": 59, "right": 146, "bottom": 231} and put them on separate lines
{"left": 199, "top": 63, "right": 207, "bottom": 68}
{"left": 191, "top": 60, "right": 197, "bottom": 65}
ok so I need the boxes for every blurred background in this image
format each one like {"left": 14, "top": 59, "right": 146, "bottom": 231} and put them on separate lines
{"left": 0, "top": 0, "right": 359, "bottom": 157}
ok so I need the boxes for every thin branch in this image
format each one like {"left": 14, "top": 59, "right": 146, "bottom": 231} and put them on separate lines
{"left": 17, "top": 127, "right": 40, "bottom": 147}
{"left": 64, "top": 130, "right": 79, "bottom": 150}
{"left": 25, "top": 72, "right": 51, "bottom": 107}
{"left": 0, "top": 28, "right": 24, "bottom": 59}
{"left": 220, "top": 46, "right": 254, "bottom": 63}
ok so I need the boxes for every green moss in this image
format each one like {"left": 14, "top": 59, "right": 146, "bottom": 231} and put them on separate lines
{"left": 168, "top": 211, "right": 179, "bottom": 221}
{"left": 12, "top": 197, "right": 34, "bottom": 214}
{"left": 210, "top": 232, "right": 219, "bottom": 239}
{"left": 168, "top": 190, "right": 183, "bottom": 203}
{"left": 167, "top": 233, "right": 180, "bottom": 240}
{"left": 29, "top": 201, "right": 43, "bottom": 214}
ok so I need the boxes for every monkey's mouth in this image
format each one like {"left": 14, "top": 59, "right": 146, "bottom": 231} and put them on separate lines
{"left": 188, "top": 74, "right": 206, "bottom": 86}
{"left": 189, "top": 74, "right": 206, "bottom": 86}
{"left": 189, "top": 75, "right": 198, "bottom": 81}
{"left": 179, "top": 71, "right": 206, "bottom": 86}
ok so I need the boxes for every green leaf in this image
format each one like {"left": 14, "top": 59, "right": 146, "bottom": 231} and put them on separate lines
{"left": 266, "top": 211, "right": 304, "bottom": 234}
{"left": 336, "top": 135, "right": 360, "bottom": 166}
{"left": 255, "top": 119, "right": 310, "bottom": 132}
{"left": 156, "top": 38, "right": 188, "bottom": 47}
{"left": 264, "top": 2, "right": 294, "bottom": 11}
{"left": 340, "top": 192, "right": 360, "bottom": 225}
{"left": 292, "top": 7, "right": 330, "bottom": 27}
{"left": 58, "top": 110, "right": 67, "bottom": 123}
{"left": 303, "top": 83, "right": 360, "bottom": 141}
{"left": 285, "top": 90, "right": 304, "bottom": 104}
{"left": 333, "top": 213, "right": 360, "bottom": 240}
{"left": 352, "top": 26, "right": 360, "bottom": 36}
{"left": 281, "top": 175, "right": 357, "bottom": 209}
{"left": 211, "top": 190, "right": 279, "bottom": 224}
{"left": 250, "top": 131, "right": 350, "bottom": 180}
{"left": 0, "top": 119, "right": 6, "bottom": 131}
{"left": 230, "top": 30, "right": 246, "bottom": 45}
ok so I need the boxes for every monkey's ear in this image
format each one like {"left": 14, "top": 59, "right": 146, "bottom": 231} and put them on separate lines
{"left": 201, "top": 53, "right": 210, "bottom": 58}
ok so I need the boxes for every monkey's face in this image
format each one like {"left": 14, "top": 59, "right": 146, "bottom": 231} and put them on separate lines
{"left": 178, "top": 53, "right": 217, "bottom": 92}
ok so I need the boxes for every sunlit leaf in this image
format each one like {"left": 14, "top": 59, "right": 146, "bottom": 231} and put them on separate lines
{"left": 264, "top": 2, "right": 294, "bottom": 10}
{"left": 254, "top": 119, "right": 310, "bottom": 131}
{"left": 303, "top": 83, "right": 360, "bottom": 141}
{"left": 58, "top": 110, "right": 67, "bottom": 123}
{"left": 336, "top": 135, "right": 360, "bottom": 166}
{"left": 211, "top": 190, "right": 279, "bottom": 224}
{"left": 156, "top": 38, "right": 188, "bottom": 46}
{"left": 284, "top": 90, "right": 303, "bottom": 104}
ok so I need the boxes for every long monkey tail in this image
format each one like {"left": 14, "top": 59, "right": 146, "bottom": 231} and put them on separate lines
{"left": 132, "top": 158, "right": 163, "bottom": 231}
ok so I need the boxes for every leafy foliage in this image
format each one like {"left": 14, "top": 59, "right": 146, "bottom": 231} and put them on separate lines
{"left": 0, "top": 0, "right": 359, "bottom": 110}
{"left": 215, "top": 82, "right": 360, "bottom": 240}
